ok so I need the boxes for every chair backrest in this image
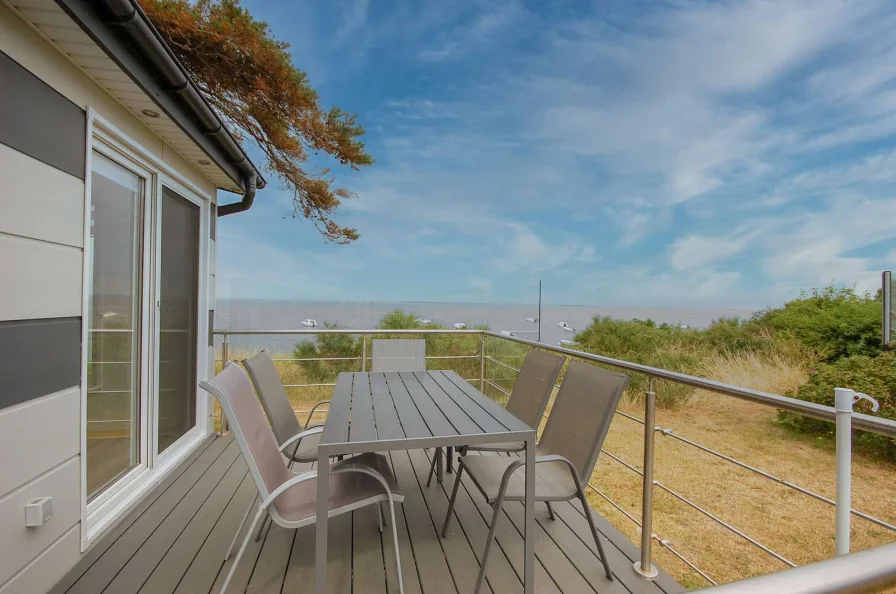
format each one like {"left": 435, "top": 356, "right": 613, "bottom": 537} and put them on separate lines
{"left": 505, "top": 350, "right": 566, "bottom": 429}
{"left": 243, "top": 350, "right": 301, "bottom": 445}
{"left": 538, "top": 361, "right": 629, "bottom": 483}
{"left": 200, "top": 363, "right": 290, "bottom": 505}
{"left": 372, "top": 339, "right": 426, "bottom": 372}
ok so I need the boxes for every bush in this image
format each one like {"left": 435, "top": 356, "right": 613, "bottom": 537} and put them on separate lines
{"left": 753, "top": 286, "right": 882, "bottom": 362}
{"left": 779, "top": 351, "right": 896, "bottom": 460}
{"left": 292, "top": 322, "right": 361, "bottom": 383}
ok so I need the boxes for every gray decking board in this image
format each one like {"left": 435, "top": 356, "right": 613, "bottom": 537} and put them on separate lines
{"left": 49, "top": 435, "right": 219, "bottom": 594}
{"left": 104, "top": 441, "right": 242, "bottom": 593}
{"left": 54, "top": 437, "right": 682, "bottom": 594}
{"left": 65, "top": 436, "right": 233, "bottom": 594}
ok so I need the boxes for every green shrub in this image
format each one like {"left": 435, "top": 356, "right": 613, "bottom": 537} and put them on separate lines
{"left": 292, "top": 322, "right": 361, "bottom": 383}
{"left": 780, "top": 351, "right": 896, "bottom": 460}
{"left": 753, "top": 285, "right": 882, "bottom": 362}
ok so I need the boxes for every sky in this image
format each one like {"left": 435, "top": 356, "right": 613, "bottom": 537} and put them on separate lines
{"left": 216, "top": 0, "right": 896, "bottom": 308}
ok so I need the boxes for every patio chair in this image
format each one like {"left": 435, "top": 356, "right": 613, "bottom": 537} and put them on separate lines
{"left": 371, "top": 338, "right": 426, "bottom": 372}
{"left": 243, "top": 350, "right": 329, "bottom": 466}
{"left": 200, "top": 363, "right": 405, "bottom": 594}
{"left": 426, "top": 350, "right": 566, "bottom": 487}
{"left": 440, "top": 361, "right": 628, "bottom": 592}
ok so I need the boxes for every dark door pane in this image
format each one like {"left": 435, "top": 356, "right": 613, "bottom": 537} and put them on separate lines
{"left": 158, "top": 187, "right": 200, "bottom": 453}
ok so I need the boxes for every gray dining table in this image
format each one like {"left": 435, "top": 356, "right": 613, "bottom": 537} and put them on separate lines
{"left": 315, "top": 369, "right": 538, "bottom": 593}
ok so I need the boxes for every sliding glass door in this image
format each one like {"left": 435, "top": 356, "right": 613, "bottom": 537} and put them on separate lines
{"left": 157, "top": 186, "right": 200, "bottom": 454}
{"left": 85, "top": 143, "right": 205, "bottom": 505}
{"left": 86, "top": 151, "right": 149, "bottom": 499}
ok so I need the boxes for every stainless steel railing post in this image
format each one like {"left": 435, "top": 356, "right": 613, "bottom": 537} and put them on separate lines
{"left": 361, "top": 334, "right": 367, "bottom": 372}
{"left": 479, "top": 332, "right": 486, "bottom": 392}
{"left": 219, "top": 334, "right": 229, "bottom": 435}
{"left": 635, "top": 376, "right": 659, "bottom": 579}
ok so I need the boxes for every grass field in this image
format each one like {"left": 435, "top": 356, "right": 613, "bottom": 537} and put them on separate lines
{"left": 215, "top": 344, "right": 896, "bottom": 589}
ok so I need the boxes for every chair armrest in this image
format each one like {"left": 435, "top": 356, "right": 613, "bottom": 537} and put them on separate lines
{"left": 278, "top": 426, "right": 324, "bottom": 453}
{"left": 260, "top": 465, "right": 398, "bottom": 511}
{"left": 496, "top": 454, "right": 581, "bottom": 495}
{"left": 304, "top": 400, "right": 331, "bottom": 429}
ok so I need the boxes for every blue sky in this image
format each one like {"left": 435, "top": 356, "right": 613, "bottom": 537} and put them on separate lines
{"left": 216, "top": 0, "right": 896, "bottom": 308}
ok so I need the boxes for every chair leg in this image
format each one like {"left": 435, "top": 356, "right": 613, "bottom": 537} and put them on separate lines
{"left": 254, "top": 513, "right": 271, "bottom": 542}
{"left": 546, "top": 501, "right": 555, "bottom": 520}
{"left": 387, "top": 498, "right": 405, "bottom": 594}
{"left": 377, "top": 502, "right": 384, "bottom": 533}
{"left": 426, "top": 448, "right": 441, "bottom": 487}
{"left": 437, "top": 447, "right": 444, "bottom": 483}
{"left": 577, "top": 487, "right": 613, "bottom": 580}
{"left": 221, "top": 506, "right": 267, "bottom": 593}
{"left": 474, "top": 500, "right": 504, "bottom": 594}
{"left": 441, "top": 464, "right": 465, "bottom": 537}
{"left": 225, "top": 495, "right": 257, "bottom": 561}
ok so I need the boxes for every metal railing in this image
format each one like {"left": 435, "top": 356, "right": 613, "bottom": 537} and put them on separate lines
{"left": 212, "top": 327, "right": 896, "bottom": 590}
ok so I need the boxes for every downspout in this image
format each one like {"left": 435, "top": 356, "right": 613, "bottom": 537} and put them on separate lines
{"left": 218, "top": 172, "right": 257, "bottom": 216}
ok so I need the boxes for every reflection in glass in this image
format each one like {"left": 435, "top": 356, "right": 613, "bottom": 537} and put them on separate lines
{"left": 86, "top": 151, "right": 143, "bottom": 499}
{"left": 157, "top": 187, "right": 199, "bottom": 453}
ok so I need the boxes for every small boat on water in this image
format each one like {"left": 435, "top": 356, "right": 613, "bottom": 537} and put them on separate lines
{"left": 524, "top": 317, "right": 538, "bottom": 323}
{"left": 558, "top": 339, "right": 581, "bottom": 347}
{"left": 500, "top": 330, "right": 516, "bottom": 337}
{"left": 301, "top": 318, "right": 318, "bottom": 328}
{"left": 562, "top": 325, "right": 575, "bottom": 332}
{"left": 416, "top": 318, "right": 432, "bottom": 324}
{"left": 453, "top": 322, "right": 467, "bottom": 329}
{"left": 558, "top": 320, "right": 569, "bottom": 328}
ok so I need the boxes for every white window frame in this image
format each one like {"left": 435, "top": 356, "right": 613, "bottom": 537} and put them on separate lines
{"left": 80, "top": 109, "right": 213, "bottom": 550}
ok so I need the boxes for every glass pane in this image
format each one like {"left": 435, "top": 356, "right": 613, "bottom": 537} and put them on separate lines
{"left": 87, "top": 151, "right": 143, "bottom": 500}
{"left": 158, "top": 187, "right": 200, "bottom": 453}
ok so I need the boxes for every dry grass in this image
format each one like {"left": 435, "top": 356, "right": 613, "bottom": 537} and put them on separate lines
{"left": 216, "top": 347, "right": 896, "bottom": 590}
{"left": 582, "top": 350, "right": 896, "bottom": 589}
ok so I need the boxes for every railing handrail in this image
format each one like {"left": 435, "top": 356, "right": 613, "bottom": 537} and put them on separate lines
{"left": 693, "top": 541, "right": 896, "bottom": 593}
{"left": 213, "top": 327, "right": 896, "bottom": 439}
{"left": 480, "top": 331, "right": 896, "bottom": 439}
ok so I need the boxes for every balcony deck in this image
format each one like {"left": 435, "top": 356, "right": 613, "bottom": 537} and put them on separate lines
{"left": 52, "top": 434, "right": 684, "bottom": 594}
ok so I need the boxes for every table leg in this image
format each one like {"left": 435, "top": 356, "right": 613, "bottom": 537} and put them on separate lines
{"left": 446, "top": 446, "right": 454, "bottom": 473}
{"left": 524, "top": 437, "right": 535, "bottom": 593}
{"left": 315, "top": 446, "right": 329, "bottom": 593}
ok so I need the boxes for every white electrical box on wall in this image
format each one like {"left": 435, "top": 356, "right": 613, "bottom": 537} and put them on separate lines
{"left": 25, "top": 497, "right": 53, "bottom": 527}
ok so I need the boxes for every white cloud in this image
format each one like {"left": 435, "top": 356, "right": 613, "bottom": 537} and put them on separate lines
{"left": 669, "top": 233, "right": 754, "bottom": 271}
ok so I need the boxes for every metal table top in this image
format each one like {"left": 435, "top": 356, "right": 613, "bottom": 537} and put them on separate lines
{"left": 318, "top": 370, "right": 536, "bottom": 455}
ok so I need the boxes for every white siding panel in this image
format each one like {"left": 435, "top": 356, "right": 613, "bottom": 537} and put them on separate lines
{"left": 0, "top": 144, "right": 84, "bottom": 248}
{"left": 0, "top": 524, "right": 79, "bottom": 594}
{"left": 0, "top": 458, "right": 80, "bottom": 586}
{"left": 0, "top": 234, "right": 82, "bottom": 321}
{"left": 0, "top": 388, "right": 80, "bottom": 498}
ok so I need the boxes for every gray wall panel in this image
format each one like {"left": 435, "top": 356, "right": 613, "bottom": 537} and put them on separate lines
{"left": 0, "top": 51, "right": 86, "bottom": 179}
{"left": 0, "top": 317, "right": 81, "bottom": 410}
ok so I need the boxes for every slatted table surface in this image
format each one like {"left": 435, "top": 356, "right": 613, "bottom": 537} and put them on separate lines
{"left": 315, "top": 370, "right": 539, "bottom": 594}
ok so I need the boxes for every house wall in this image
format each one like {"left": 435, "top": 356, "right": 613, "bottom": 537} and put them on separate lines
{"left": 0, "top": 7, "right": 218, "bottom": 593}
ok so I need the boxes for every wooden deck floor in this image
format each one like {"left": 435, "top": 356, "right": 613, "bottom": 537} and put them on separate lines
{"left": 52, "top": 435, "right": 684, "bottom": 594}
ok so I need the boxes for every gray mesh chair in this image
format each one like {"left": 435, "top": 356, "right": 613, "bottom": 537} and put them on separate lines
{"left": 426, "top": 350, "right": 566, "bottom": 486}
{"left": 200, "top": 363, "right": 405, "bottom": 594}
{"left": 243, "top": 350, "right": 330, "bottom": 465}
{"left": 441, "top": 361, "right": 629, "bottom": 592}
{"left": 371, "top": 339, "right": 426, "bottom": 372}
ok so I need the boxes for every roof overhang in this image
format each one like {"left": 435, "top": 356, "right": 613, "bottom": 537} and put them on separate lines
{"left": 5, "top": 0, "right": 264, "bottom": 199}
